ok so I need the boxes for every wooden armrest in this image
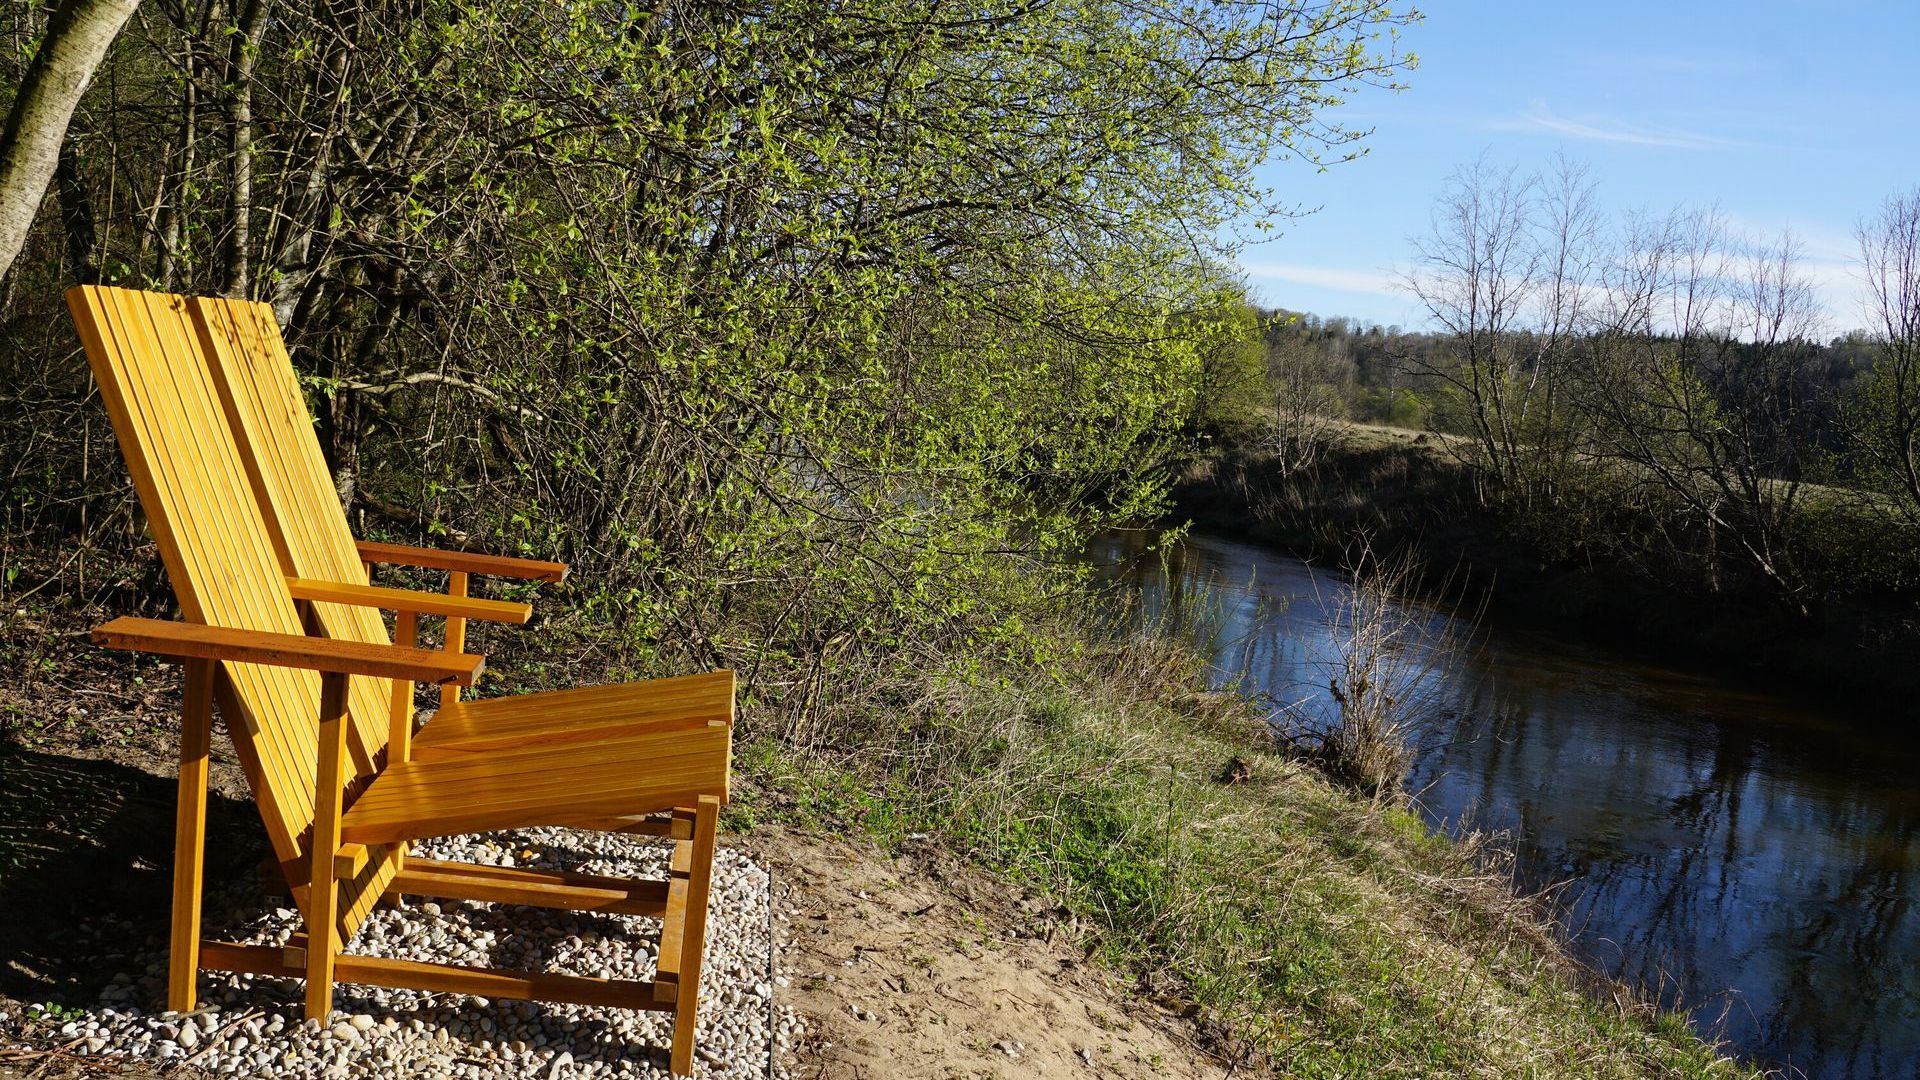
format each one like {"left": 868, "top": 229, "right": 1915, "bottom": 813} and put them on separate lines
{"left": 93, "top": 616, "right": 484, "bottom": 686}
{"left": 355, "top": 540, "right": 568, "bottom": 583}
{"left": 287, "top": 578, "right": 532, "bottom": 624}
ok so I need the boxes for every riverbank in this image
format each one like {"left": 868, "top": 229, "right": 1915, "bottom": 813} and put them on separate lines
{"left": 1176, "top": 422, "right": 1920, "bottom": 710}
{"left": 0, "top": 575, "right": 1749, "bottom": 1077}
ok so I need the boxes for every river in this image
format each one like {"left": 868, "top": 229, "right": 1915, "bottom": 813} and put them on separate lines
{"left": 1091, "top": 528, "right": 1920, "bottom": 1080}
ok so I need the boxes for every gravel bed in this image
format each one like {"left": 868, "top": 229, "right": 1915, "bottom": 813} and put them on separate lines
{"left": 8, "top": 827, "right": 798, "bottom": 1078}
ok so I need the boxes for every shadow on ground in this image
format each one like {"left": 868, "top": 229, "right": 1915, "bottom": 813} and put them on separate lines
{"left": 0, "top": 743, "right": 262, "bottom": 1010}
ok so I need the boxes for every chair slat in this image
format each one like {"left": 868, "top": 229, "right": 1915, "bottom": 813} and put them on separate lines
{"left": 195, "top": 297, "right": 398, "bottom": 766}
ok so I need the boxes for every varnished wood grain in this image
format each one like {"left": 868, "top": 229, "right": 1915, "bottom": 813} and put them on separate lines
{"left": 412, "top": 670, "right": 734, "bottom": 758}
{"left": 198, "top": 942, "right": 673, "bottom": 1012}
{"left": 167, "top": 658, "right": 214, "bottom": 1012}
{"left": 93, "top": 615, "right": 484, "bottom": 685}
{"left": 669, "top": 795, "right": 722, "bottom": 1074}
{"left": 287, "top": 577, "right": 532, "bottom": 624}
{"left": 393, "top": 859, "right": 668, "bottom": 916}
{"left": 440, "top": 570, "right": 469, "bottom": 711}
{"left": 306, "top": 672, "right": 350, "bottom": 1020}
{"left": 355, "top": 540, "right": 569, "bottom": 583}
{"left": 339, "top": 725, "right": 731, "bottom": 845}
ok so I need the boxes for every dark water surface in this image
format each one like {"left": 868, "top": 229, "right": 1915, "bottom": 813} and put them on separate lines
{"left": 1092, "top": 528, "right": 1920, "bottom": 1079}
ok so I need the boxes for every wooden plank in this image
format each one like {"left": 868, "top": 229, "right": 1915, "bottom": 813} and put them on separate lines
{"left": 193, "top": 294, "right": 404, "bottom": 795}
{"left": 388, "top": 610, "right": 418, "bottom": 766}
{"left": 74, "top": 288, "right": 399, "bottom": 936}
{"left": 287, "top": 577, "right": 531, "bottom": 624}
{"left": 560, "top": 815, "right": 681, "bottom": 838}
{"left": 412, "top": 670, "right": 733, "bottom": 758}
{"left": 167, "top": 658, "right": 214, "bottom": 1012}
{"left": 339, "top": 726, "right": 730, "bottom": 845}
{"left": 306, "top": 672, "right": 350, "bottom": 1020}
{"left": 199, "top": 941, "right": 672, "bottom": 1012}
{"left": 93, "top": 615, "right": 484, "bottom": 686}
{"left": 440, "top": 571, "right": 469, "bottom": 710}
{"left": 655, "top": 876, "right": 691, "bottom": 1004}
{"left": 669, "top": 795, "right": 722, "bottom": 1074}
{"left": 72, "top": 286, "right": 324, "bottom": 887}
{"left": 355, "top": 540, "right": 569, "bottom": 583}
{"left": 385, "top": 609, "right": 419, "bottom": 883}
{"left": 332, "top": 843, "right": 371, "bottom": 881}
{"left": 392, "top": 859, "right": 667, "bottom": 916}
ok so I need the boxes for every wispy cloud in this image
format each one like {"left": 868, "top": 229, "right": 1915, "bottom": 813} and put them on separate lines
{"left": 1717, "top": 214, "right": 1869, "bottom": 329}
{"left": 1493, "top": 103, "right": 1744, "bottom": 151}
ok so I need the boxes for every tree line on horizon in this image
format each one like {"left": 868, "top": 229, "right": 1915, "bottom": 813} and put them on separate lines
{"left": 1230, "top": 160, "right": 1920, "bottom": 621}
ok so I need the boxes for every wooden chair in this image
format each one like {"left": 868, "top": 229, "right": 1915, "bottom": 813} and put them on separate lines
{"left": 69, "top": 286, "right": 734, "bottom": 1076}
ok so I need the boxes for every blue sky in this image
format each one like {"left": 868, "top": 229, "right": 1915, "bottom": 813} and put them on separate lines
{"left": 1237, "top": 1, "right": 1920, "bottom": 334}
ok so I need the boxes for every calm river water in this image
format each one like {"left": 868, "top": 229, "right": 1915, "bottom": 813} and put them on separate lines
{"left": 1092, "top": 528, "right": 1920, "bottom": 1080}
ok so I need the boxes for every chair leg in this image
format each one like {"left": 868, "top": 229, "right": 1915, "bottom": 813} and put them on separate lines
{"left": 669, "top": 795, "right": 721, "bottom": 1077}
{"left": 305, "top": 672, "right": 351, "bottom": 1021}
{"left": 168, "top": 659, "right": 215, "bottom": 1013}
{"left": 383, "top": 609, "right": 418, "bottom": 905}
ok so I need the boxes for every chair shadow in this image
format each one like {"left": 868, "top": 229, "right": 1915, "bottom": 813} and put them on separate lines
{"left": 0, "top": 743, "right": 263, "bottom": 1006}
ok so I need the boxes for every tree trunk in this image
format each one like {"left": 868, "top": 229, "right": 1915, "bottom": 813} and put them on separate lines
{"left": 0, "top": 0, "right": 141, "bottom": 284}
{"left": 53, "top": 138, "right": 97, "bottom": 283}
{"left": 224, "top": 0, "right": 270, "bottom": 296}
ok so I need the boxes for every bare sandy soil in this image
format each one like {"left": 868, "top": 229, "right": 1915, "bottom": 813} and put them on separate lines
{"left": 752, "top": 827, "right": 1223, "bottom": 1080}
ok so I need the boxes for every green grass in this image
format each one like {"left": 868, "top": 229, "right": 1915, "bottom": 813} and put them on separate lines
{"left": 730, "top": 640, "right": 1756, "bottom": 1079}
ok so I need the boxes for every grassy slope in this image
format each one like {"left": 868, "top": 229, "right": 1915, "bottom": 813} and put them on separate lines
{"left": 730, "top": 639, "right": 1752, "bottom": 1079}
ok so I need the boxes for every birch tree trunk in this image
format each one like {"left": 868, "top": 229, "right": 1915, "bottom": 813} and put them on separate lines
{"left": 0, "top": 0, "right": 141, "bottom": 284}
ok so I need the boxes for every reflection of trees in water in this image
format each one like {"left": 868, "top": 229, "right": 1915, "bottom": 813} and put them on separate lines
{"left": 1093, "top": 534, "right": 1288, "bottom": 703}
{"left": 1432, "top": 697, "right": 1920, "bottom": 1078}
{"left": 1098, "top": 529, "right": 1920, "bottom": 1080}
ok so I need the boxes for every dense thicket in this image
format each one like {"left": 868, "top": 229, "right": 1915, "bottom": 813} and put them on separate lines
{"left": 0, "top": 0, "right": 1413, "bottom": 724}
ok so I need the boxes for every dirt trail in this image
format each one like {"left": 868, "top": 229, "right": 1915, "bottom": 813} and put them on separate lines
{"left": 750, "top": 828, "right": 1224, "bottom": 1080}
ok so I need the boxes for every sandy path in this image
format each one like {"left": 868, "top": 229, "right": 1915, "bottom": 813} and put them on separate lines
{"left": 750, "top": 828, "right": 1223, "bottom": 1080}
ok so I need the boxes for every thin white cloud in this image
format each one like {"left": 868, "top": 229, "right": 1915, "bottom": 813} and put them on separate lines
{"left": 1718, "top": 215, "right": 1868, "bottom": 331}
{"left": 1494, "top": 103, "right": 1743, "bottom": 151}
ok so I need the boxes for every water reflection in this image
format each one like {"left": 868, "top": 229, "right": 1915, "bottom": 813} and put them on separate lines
{"left": 1092, "top": 529, "right": 1920, "bottom": 1079}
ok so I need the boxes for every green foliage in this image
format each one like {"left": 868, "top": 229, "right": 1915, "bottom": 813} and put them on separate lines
{"left": 1351, "top": 385, "right": 1430, "bottom": 429}
{"left": 0, "top": 0, "right": 1419, "bottom": 728}
{"left": 1187, "top": 301, "right": 1273, "bottom": 443}
{"left": 1842, "top": 352, "right": 1920, "bottom": 527}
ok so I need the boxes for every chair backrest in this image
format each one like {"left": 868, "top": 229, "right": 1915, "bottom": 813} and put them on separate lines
{"left": 69, "top": 286, "right": 395, "bottom": 930}
{"left": 190, "top": 297, "right": 400, "bottom": 743}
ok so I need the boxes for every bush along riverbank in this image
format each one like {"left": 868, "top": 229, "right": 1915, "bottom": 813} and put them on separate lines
{"left": 1175, "top": 421, "right": 1920, "bottom": 710}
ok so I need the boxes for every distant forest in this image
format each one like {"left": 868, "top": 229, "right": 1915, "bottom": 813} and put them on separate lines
{"left": 1257, "top": 308, "right": 1876, "bottom": 443}
{"left": 1218, "top": 160, "right": 1920, "bottom": 626}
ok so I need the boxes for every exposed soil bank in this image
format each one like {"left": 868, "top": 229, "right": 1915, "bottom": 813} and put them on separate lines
{"left": 1174, "top": 425, "right": 1920, "bottom": 711}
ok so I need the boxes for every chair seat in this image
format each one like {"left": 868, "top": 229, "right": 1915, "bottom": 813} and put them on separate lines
{"left": 342, "top": 724, "right": 730, "bottom": 845}
{"left": 411, "top": 670, "right": 733, "bottom": 760}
